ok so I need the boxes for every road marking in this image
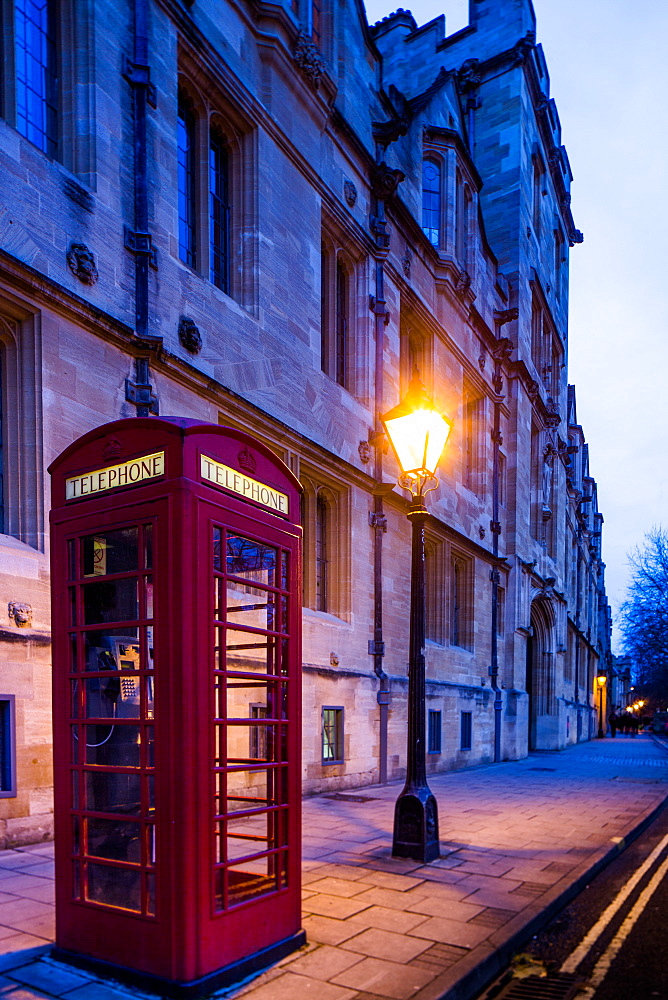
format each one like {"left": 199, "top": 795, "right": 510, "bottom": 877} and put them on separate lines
{"left": 560, "top": 831, "right": 668, "bottom": 975}
{"left": 572, "top": 853, "right": 668, "bottom": 998}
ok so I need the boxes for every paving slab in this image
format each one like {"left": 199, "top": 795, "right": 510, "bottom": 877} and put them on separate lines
{"left": 1, "top": 737, "right": 668, "bottom": 1000}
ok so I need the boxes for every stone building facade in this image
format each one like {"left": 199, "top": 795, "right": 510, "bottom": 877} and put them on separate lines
{"left": 0, "top": 0, "right": 611, "bottom": 847}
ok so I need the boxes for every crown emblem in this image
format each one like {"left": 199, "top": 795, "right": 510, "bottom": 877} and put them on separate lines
{"left": 103, "top": 437, "right": 123, "bottom": 460}
{"left": 238, "top": 446, "right": 256, "bottom": 474}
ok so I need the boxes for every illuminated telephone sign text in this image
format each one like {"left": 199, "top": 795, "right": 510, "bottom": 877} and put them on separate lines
{"left": 65, "top": 452, "right": 165, "bottom": 500}
{"left": 200, "top": 454, "right": 288, "bottom": 515}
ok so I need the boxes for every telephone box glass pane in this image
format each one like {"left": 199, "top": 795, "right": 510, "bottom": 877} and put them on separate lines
{"left": 84, "top": 771, "right": 141, "bottom": 814}
{"left": 82, "top": 528, "right": 138, "bottom": 577}
{"left": 87, "top": 818, "right": 141, "bottom": 863}
{"left": 223, "top": 766, "right": 288, "bottom": 812}
{"left": 224, "top": 629, "right": 279, "bottom": 674}
{"left": 226, "top": 535, "right": 276, "bottom": 587}
{"left": 227, "top": 855, "right": 285, "bottom": 905}
{"left": 84, "top": 629, "right": 140, "bottom": 671}
{"left": 86, "top": 862, "right": 141, "bottom": 912}
{"left": 83, "top": 579, "right": 138, "bottom": 625}
{"left": 84, "top": 725, "right": 141, "bottom": 767}
{"left": 83, "top": 678, "right": 140, "bottom": 719}
{"left": 225, "top": 582, "right": 276, "bottom": 631}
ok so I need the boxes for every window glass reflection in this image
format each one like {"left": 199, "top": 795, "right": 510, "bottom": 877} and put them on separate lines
{"left": 83, "top": 579, "right": 138, "bottom": 624}
{"left": 226, "top": 535, "right": 276, "bottom": 587}
{"left": 84, "top": 630, "right": 139, "bottom": 672}
{"left": 83, "top": 678, "right": 140, "bottom": 720}
{"left": 226, "top": 581, "right": 275, "bottom": 630}
{"left": 84, "top": 725, "right": 141, "bottom": 767}
{"left": 86, "top": 818, "right": 141, "bottom": 863}
{"left": 224, "top": 629, "right": 278, "bottom": 674}
{"left": 84, "top": 771, "right": 141, "bottom": 815}
{"left": 86, "top": 862, "right": 141, "bottom": 912}
{"left": 83, "top": 528, "right": 138, "bottom": 577}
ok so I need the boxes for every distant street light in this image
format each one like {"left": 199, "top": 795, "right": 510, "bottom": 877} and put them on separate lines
{"left": 596, "top": 674, "right": 607, "bottom": 738}
{"left": 382, "top": 371, "right": 453, "bottom": 862}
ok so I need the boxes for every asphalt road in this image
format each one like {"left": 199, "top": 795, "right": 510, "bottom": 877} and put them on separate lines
{"left": 475, "top": 787, "right": 668, "bottom": 999}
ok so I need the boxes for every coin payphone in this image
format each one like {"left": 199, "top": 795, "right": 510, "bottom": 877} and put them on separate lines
{"left": 49, "top": 418, "right": 304, "bottom": 995}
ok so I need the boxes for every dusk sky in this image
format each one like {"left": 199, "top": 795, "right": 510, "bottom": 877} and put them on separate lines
{"left": 364, "top": 0, "right": 668, "bottom": 650}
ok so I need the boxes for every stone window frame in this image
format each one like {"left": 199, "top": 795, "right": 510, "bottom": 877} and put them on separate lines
{"left": 460, "top": 710, "right": 472, "bottom": 751}
{"left": 449, "top": 547, "right": 474, "bottom": 651}
{"left": 455, "top": 166, "right": 473, "bottom": 270}
{"left": 425, "top": 534, "right": 445, "bottom": 645}
{"left": 532, "top": 149, "right": 546, "bottom": 238}
{"left": 0, "top": 298, "right": 44, "bottom": 551}
{"left": 422, "top": 126, "right": 479, "bottom": 274}
{"left": 176, "top": 55, "right": 259, "bottom": 313}
{"left": 462, "top": 382, "right": 485, "bottom": 498}
{"left": 399, "top": 314, "right": 433, "bottom": 398}
{"left": 300, "top": 469, "right": 351, "bottom": 622}
{"left": 421, "top": 155, "right": 443, "bottom": 248}
{"left": 530, "top": 281, "right": 562, "bottom": 401}
{"left": 320, "top": 218, "right": 366, "bottom": 398}
{"left": 0, "top": 695, "right": 16, "bottom": 798}
{"left": 0, "top": 0, "right": 96, "bottom": 184}
{"left": 553, "top": 223, "right": 566, "bottom": 301}
{"left": 321, "top": 705, "right": 344, "bottom": 765}
{"left": 427, "top": 708, "right": 442, "bottom": 755}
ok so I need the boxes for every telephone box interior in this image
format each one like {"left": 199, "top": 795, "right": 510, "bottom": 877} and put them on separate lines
{"left": 49, "top": 417, "right": 304, "bottom": 996}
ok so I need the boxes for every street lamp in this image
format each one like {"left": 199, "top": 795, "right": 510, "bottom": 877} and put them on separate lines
{"left": 382, "top": 372, "right": 453, "bottom": 862}
{"left": 596, "top": 674, "right": 607, "bottom": 739}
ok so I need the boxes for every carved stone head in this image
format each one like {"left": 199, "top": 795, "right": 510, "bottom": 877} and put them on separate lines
{"left": 67, "top": 243, "right": 99, "bottom": 285}
{"left": 358, "top": 441, "right": 372, "bottom": 464}
{"left": 178, "top": 316, "right": 202, "bottom": 354}
{"left": 8, "top": 602, "right": 32, "bottom": 628}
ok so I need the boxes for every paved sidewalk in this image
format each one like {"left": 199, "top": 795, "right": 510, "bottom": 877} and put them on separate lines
{"left": 2, "top": 735, "right": 668, "bottom": 1000}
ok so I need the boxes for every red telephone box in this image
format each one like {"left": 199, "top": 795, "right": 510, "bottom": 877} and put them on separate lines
{"left": 49, "top": 418, "right": 304, "bottom": 996}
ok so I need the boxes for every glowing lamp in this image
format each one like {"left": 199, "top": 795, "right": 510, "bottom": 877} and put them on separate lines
{"left": 381, "top": 373, "right": 453, "bottom": 483}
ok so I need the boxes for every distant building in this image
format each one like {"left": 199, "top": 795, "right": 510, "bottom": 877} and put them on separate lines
{"left": 0, "top": 0, "right": 611, "bottom": 847}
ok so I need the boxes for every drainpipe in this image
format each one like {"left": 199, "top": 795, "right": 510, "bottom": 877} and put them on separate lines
{"left": 369, "top": 236, "right": 391, "bottom": 786}
{"left": 489, "top": 319, "right": 515, "bottom": 763}
{"left": 122, "top": 0, "right": 160, "bottom": 416}
{"left": 369, "top": 260, "right": 391, "bottom": 785}
{"left": 123, "top": 0, "right": 157, "bottom": 342}
{"left": 367, "top": 122, "right": 406, "bottom": 783}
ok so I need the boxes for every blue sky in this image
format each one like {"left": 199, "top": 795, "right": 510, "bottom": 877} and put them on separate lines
{"left": 363, "top": 0, "right": 668, "bottom": 649}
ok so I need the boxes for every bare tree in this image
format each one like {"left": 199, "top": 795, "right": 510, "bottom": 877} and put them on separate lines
{"left": 619, "top": 527, "right": 668, "bottom": 701}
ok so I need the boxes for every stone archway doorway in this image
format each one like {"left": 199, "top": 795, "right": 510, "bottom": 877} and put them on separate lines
{"left": 527, "top": 597, "right": 559, "bottom": 750}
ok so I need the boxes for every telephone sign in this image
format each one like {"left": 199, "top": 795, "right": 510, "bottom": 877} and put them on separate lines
{"left": 49, "top": 418, "right": 304, "bottom": 996}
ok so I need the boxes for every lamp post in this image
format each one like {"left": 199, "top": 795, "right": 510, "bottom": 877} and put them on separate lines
{"left": 596, "top": 674, "right": 607, "bottom": 739}
{"left": 382, "top": 372, "right": 453, "bottom": 862}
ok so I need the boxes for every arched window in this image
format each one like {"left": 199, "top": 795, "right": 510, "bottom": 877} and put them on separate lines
{"left": 177, "top": 92, "right": 197, "bottom": 268}
{"left": 15, "top": 0, "right": 58, "bottom": 157}
{"left": 422, "top": 158, "right": 441, "bottom": 247}
{"left": 209, "top": 124, "right": 231, "bottom": 292}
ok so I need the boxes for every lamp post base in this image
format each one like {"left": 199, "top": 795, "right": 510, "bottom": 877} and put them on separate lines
{"left": 392, "top": 786, "right": 440, "bottom": 863}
